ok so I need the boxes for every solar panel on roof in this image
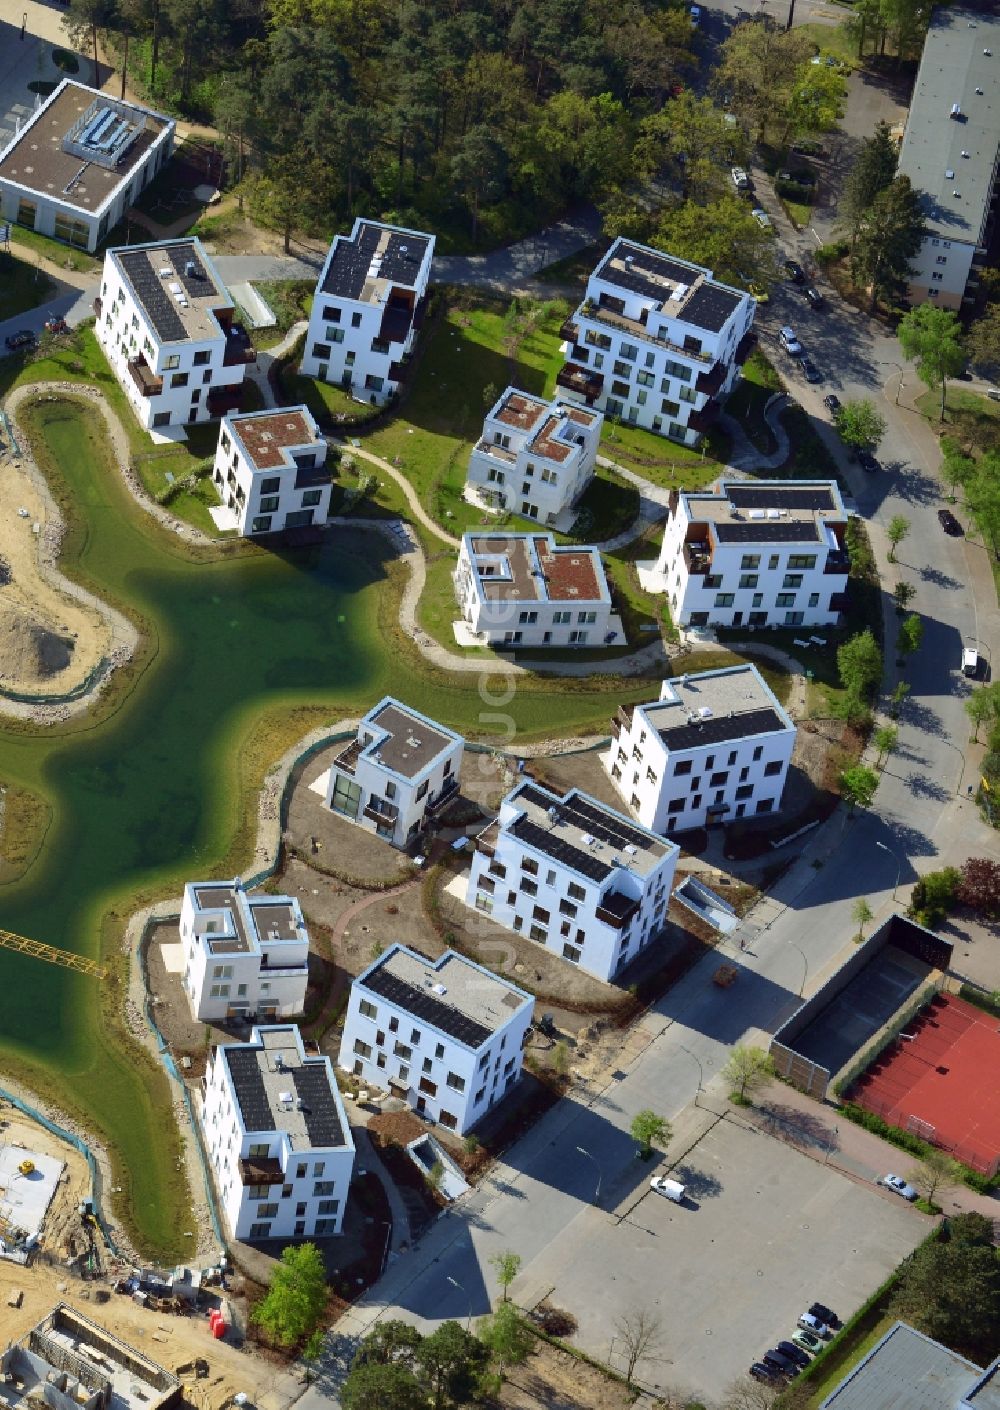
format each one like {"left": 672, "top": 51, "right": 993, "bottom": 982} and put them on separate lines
{"left": 715, "top": 521, "right": 820, "bottom": 543}
{"left": 727, "top": 485, "right": 835, "bottom": 511}
{"left": 511, "top": 818, "right": 613, "bottom": 882}
{"left": 118, "top": 250, "right": 186, "bottom": 341}
{"left": 599, "top": 245, "right": 695, "bottom": 300}
{"left": 166, "top": 242, "right": 211, "bottom": 297}
{"left": 561, "top": 794, "right": 653, "bottom": 852}
{"left": 226, "top": 1047, "right": 272, "bottom": 1132}
{"left": 682, "top": 282, "right": 741, "bottom": 332}
{"left": 291, "top": 1067, "right": 345, "bottom": 1148}
{"left": 659, "top": 706, "right": 785, "bottom": 752}
{"left": 363, "top": 969, "right": 494, "bottom": 1048}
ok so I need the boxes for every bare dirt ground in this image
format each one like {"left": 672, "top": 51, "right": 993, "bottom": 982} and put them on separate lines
{"left": 497, "top": 1335, "right": 633, "bottom": 1410}
{"left": 0, "top": 1113, "right": 93, "bottom": 1265}
{"left": 0, "top": 458, "right": 114, "bottom": 697}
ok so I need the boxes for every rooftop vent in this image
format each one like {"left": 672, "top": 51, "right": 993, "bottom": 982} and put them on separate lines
{"left": 953, "top": 190, "right": 961, "bottom": 198}
{"left": 624, "top": 254, "right": 635, "bottom": 267}
{"left": 749, "top": 508, "right": 766, "bottom": 520}
{"left": 976, "top": 87, "right": 984, "bottom": 95}
{"left": 950, "top": 103, "right": 962, "bottom": 119}
{"left": 274, "top": 1054, "right": 285, "bottom": 1070}
{"left": 432, "top": 982, "right": 447, "bottom": 995}
{"left": 406, "top": 735, "right": 421, "bottom": 748}
{"left": 400, "top": 243, "right": 408, "bottom": 253}
{"left": 278, "top": 1089, "right": 294, "bottom": 1107}
{"left": 699, "top": 706, "right": 713, "bottom": 719}
{"left": 962, "top": 151, "right": 970, "bottom": 158}
{"left": 624, "top": 843, "right": 638, "bottom": 856}
{"left": 547, "top": 806, "right": 560, "bottom": 825}
{"left": 984, "top": 49, "right": 992, "bottom": 56}
{"left": 184, "top": 259, "right": 198, "bottom": 277}
{"left": 158, "top": 266, "right": 171, "bottom": 277}
{"left": 674, "top": 283, "right": 689, "bottom": 301}
{"left": 581, "top": 832, "right": 596, "bottom": 846}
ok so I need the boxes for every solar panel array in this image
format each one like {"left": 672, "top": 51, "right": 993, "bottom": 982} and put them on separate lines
{"left": 562, "top": 792, "right": 654, "bottom": 852}
{"left": 682, "top": 282, "right": 742, "bottom": 332}
{"left": 598, "top": 244, "right": 694, "bottom": 300}
{"left": 117, "top": 250, "right": 186, "bottom": 342}
{"left": 322, "top": 223, "right": 430, "bottom": 300}
{"left": 226, "top": 1047, "right": 272, "bottom": 1132}
{"left": 364, "top": 967, "right": 494, "bottom": 1048}
{"left": 715, "top": 520, "right": 820, "bottom": 543}
{"left": 165, "top": 242, "right": 212, "bottom": 296}
{"left": 659, "top": 706, "right": 785, "bottom": 751}
{"left": 292, "top": 1067, "right": 345, "bottom": 1148}
{"left": 511, "top": 817, "right": 612, "bottom": 882}
{"left": 727, "top": 485, "right": 835, "bottom": 512}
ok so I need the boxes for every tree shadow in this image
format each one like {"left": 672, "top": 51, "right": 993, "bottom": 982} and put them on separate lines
{"left": 917, "top": 565, "right": 963, "bottom": 591}
{"left": 901, "top": 770, "right": 952, "bottom": 802}
{"left": 755, "top": 1101, "right": 837, "bottom": 1155}
{"left": 672, "top": 1163, "right": 724, "bottom": 1200}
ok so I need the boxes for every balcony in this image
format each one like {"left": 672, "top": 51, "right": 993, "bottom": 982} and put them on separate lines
{"left": 580, "top": 300, "right": 712, "bottom": 363}
{"left": 294, "top": 460, "right": 332, "bottom": 490}
{"left": 333, "top": 737, "right": 364, "bottom": 775}
{"left": 206, "top": 384, "right": 245, "bottom": 417}
{"left": 424, "top": 773, "right": 459, "bottom": 817}
{"left": 475, "top": 822, "right": 500, "bottom": 857}
{"left": 595, "top": 890, "right": 639, "bottom": 929}
{"left": 696, "top": 361, "right": 727, "bottom": 397}
{"left": 683, "top": 541, "right": 712, "bottom": 575}
{"left": 127, "top": 356, "right": 163, "bottom": 398}
{"left": 556, "top": 362, "right": 604, "bottom": 404}
{"left": 224, "top": 322, "right": 256, "bottom": 367}
{"left": 363, "top": 796, "right": 399, "bottom": 825}
{"left": 388, "top": 355, "right": 412, "bottom": 383}
{"left": 474, "top": 437, "right": 516, "bottom": 464}
{"left": 734, "top": 331, "right": 757, "bottom": 365}
{"left": 559, "top": 316, "right": 579, "bottom": 342}
{"left": 824, "top": 550, "right": 849, "bottom": 575}
{"left": 687, "top": 402, "right": 720, "bottom": 435}
{"left": 239, "top": 1155, "right": 283, "bottom": 1188}
{"left": 379, "top": 299, "right": 414, "bottom": 345}
{"left": 829, "top": 591, "right": 849, "bottom": 613}
{"left": 93, "top": 295, "right": 103, "bottom": 320}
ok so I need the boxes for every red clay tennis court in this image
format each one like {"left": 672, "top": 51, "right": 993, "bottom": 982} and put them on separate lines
{"left": 850, "top": 993, "right": 1000, "bottom": 1175}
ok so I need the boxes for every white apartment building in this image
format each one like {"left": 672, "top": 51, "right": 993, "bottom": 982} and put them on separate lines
{"left": 201, "top": 1024, "right": 354, "bottom": 1243}
{"left": 299, "top": 219, "right": 434, "bottom": 404}
{"left": 465, "top": 386, "right": 603, "bottom": 526}
{"left": 325, "top": 697, "right": 464, "bottom": 849}
{"left": 95, "top": 237, "right": 254, "bottom": 432}
{"left": 179, "top": 879, "right": 310, "bottom": 1022}
{"left": 605, "top": 665, "right": 796, "bottom": 834}
{"left": 467, "top": 781, "right": 679, "bottom": 983}
{"left": 557, "top": 238, "right": 756, "bottom": 444}
{"left": 340, "top": 944, "right": 533, "bottom": 1135}
{"left": 213, "top": 407, "right": 331, "bottom": 536}
{"left": 0, "top": 81, "right": 174, "bottom": 253}
{"left": 454, "top": 532, "right": 621, "bottom": 649}
{"left": 897, "top": 6, "right": 1000, "bottom": 309}
{"left": 654, "top": 479, "right": 850, "bottom": 629}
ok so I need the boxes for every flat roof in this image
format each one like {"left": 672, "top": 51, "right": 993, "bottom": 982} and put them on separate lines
{"left": 594, "top": 238, "right": 744, "bottom": 332}
{"left": 362, "top": 699, "right": 460, "bottom": 779}
{"left": 0, "top": 81, "right": 170, "bottom": 216}
{"left": 494, "top": 389, "right": 548, "bottom": 431}
{"left": 645, "top": 664, "right": 793, "bottom": 751}
{"left": 223, "top": 1026, "right": 349, "bottom": 1150}
{"left": 320, "top": 219, "right": 431, "bottom": 301}
{"left": 465, "top": 533, "right": 609, "bottom": 604}
{"left": 359, "top": 945, "right": 532, "bottom": 1049}
{"left": 504, "top": 781, "right": 675, "bottom": 883}
{"left": 111, "top": 239, "right": 231, "bottom": 343}
{"left": 228, "top": 408, "right": 319, "bottom": 471}
{"left": 897, "top": 6, "right": 1000, "bottom": 245}
{"left": 189, "top": 880, "right": 302, "bottom": 956}
{"left": 683, "top": 479, "right": 845, "bottom": 542}
{"left": 820, "top": 1321, "right": 983, "bottom": 1410}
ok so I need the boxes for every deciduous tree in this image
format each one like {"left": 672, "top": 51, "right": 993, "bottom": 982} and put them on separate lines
{"left": 899, "top": 304, "right": 966, "bottom": 420}
{"left": 851, "top": 175, "right": 925, "bottom": 313}
{"left": 887, "top": 515, "right": 910, "bottom": 563}
{"left": 253, "top": 1243, "right": 327, "bottom": 1347}
{"left": 909, "top": 867, "right": 960, "bottom": 927}
{"left": 834, "top": 399, "right": 886, "bottom": 451}
{"left": 649, "top": 195, "right": 781, "bottom": 293}
{"left": 478, "top": 1303, "right": 533, "bottom": 1382}
{"left": 721, "top": 1045, "right": 775, "bottom": 1103}
{"left": 892, "top": 1214, "right": 1000, "bottom": 1359}
{"left": 965, "top": 683, "right": 1000, "bottom": 742}
{"left": 614, "top": 1307, "right": 664, "bottom": 1388}
{"left": 416, "top": 1321, "right": 489, "bottom": 1410}
{"left": 341, "top": 1362, "right": 426, "bottom": 1410}
{"left": 489, "top": 1250, "right": 521, "bottom": 1302}
{"left": 837, "top": 628, "right": 882, "bottom": 705}
{"left": 967, "top": 304, "right": 1000, "bottom": 383}
{"left": 892, "top": 582, "right": 914, "bottom": 613}
{"left": 852, "top": 896, "right": 873, "bottom": 942}
{"left": 839, "top": 764, "right": 879, "bottom": 814}
{"left": 630, "top": 1110, "right": 671, "bottom": 1159}
{"left": 907, "top": 1149, "right": 963, "bottom": 1208}
{"left": 715, "top": 22, "right": 813, "bottom": 143}
{"left": 957, "top": 857, "right": 1000, "bottom": 920}
{"left": 840, "top": 121, "right": 897, "bottom": 247}
{"left": 873, "top": 723, "right": 899, "bottom": 766}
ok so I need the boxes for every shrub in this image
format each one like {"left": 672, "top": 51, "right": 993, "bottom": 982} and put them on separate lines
{"left": 908, "top": 867, "right": 960, "bottom": 927}
{"left": 815, "top": 239, "right": 849, "bottom": 265}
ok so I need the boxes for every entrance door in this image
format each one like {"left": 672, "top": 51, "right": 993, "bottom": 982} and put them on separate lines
{"left": 733, "top": 611, "right": 743, "bottom": 626}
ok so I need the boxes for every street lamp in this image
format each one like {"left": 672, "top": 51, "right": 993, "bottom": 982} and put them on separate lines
{"left": 787, "top": 939, "right": 808, "bottom": 998}
{"left": 875, "top": 839, "right": 902, "bottom": 900}
{"left": 575, "top": 1144, "right": 602, "bottom": 1204}
{"left": 446, "top": 1275, "right": 472, "bottom": 1331}
{"left": 679, "top": 1044, "right": 705, "bottom": 1107}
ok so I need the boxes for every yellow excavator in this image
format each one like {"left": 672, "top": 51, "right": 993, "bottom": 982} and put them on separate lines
{"left": 0, "top": 926, "right": 105, "bottom": 979}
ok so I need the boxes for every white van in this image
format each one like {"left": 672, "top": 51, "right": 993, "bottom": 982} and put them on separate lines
{"left": 962, "top": 647, "right": 979, "bottom": 678}
{"left": 650, "top": 1176, "right": 686, "bottom": 1203}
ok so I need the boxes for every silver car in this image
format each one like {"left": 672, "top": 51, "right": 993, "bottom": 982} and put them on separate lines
{"left": 880, "top": 1173, "right": 919, "bottom": 1201}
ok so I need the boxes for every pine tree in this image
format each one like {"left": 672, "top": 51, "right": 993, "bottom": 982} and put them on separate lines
{"left": 851, "top": 175, "right": 925, "bottom": 313}
{"left": 840, "top": 121, "right": 897, "bottom": 246}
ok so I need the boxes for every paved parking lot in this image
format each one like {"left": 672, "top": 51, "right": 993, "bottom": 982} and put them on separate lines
{"left": 517, "top": 1117, "right": 926, "bottom": 1403}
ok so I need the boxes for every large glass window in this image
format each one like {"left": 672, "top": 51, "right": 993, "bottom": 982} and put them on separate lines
{"left": 16, "top": 199, "right": 36, "bottom": 230}
{"left": 331, "top": 773, "right": 362, "bottom": 819}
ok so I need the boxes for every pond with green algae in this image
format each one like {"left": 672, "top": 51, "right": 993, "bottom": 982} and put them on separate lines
{"left": 0, "top": 396, "right": 644, "bottom": 1259}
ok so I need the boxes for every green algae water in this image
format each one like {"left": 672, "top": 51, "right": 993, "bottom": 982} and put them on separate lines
{"left": 0, "top": 397, "right": 644, "bottom": 1258}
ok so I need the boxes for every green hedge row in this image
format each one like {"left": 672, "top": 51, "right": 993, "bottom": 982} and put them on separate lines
{"left": 838, "top": 1102, "right": 997, "bottom": 1193}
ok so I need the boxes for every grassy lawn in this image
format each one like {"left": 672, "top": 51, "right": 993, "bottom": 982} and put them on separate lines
{"left": 725, "top": 349, "right": 783, "bottom": 454}
{"left": 600, "top": 417, "right": 730, "bottom": 489}
{"left": 796, "top": 21, "right": 858, "bottom": 66}
{"left": 0, "top": 252, "right": 55, "bottom": 322}
{"left": 9, "top": 224, "right": 98, "bottom": 275}
{"left": 249, "top": 281, "right": 314, "bottom": 351}
{"left": 280, "top": 350, "right": 378, "bottom": 426}
{"left": 779, "top": 403, "right": 842, "bottom": 481}
{"left": 916, "top": 384, "right": 1000, "bottom": 455}
{"left": 533, "top": 242, "right": 607, "bottom": 287}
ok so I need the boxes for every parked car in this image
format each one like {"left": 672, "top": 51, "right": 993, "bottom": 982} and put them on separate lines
{"left": 751, "top": 207, "right": 772, "bottom": 229}
{"left": 764, "top": 1350, "right": 801, "bottom": 1377}
{"left": 809, "top": 1303, "right": 841, "bottom": 1328}
{"left": 963, "top": 646, "right": 979, "bottom": 678}
{"left": 798, "top": 1312, "right": 834, "bottom": 1338}
{"left": 5, "top": 329, "right": 36, "bottom": 352}
{"left": 802, "top": 356, "right": 821, "bottom": 383}
{"left": 776, "top": 1341, "right": 811, "bottom": 1369}
{"left": 880, "top": 1173, "right": 919, "bottom": 1201}
{"left": 731, "top": 165, "right": 752, "bottom": 190}
{"left": 823, "top": 393, "right": 841, "bottom": 413}
{"left": 804, "top": 286, "right": 825, "bottom": 309}
{"left": 784, "top": 259, "right": 806, "bottom": 283}
{"left": 937, "top": 507, "right": 962, "bottom": 536}
{"left": 779, "top": 325, "right": 802, "bottom": 356}
{"left": 750, "top": 1363, "right": 783, "bottom": 1384}
{"left": 857, "top": 449, "right": 879, "bottom": 473}
{"left": 792, "top": 1329, "right": 825, "bottom": 1356}
{"left": 987, "top": 387, "right": 1000, "bottom": 401}
{"left": 690, "top": 4, "right": 701, "bottom": 22}
{"left": 649, "top": 1176, "right": 686, "bottom": 1203}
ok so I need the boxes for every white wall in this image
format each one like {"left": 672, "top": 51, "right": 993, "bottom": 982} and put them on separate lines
{"left": 179, "top": 885, "right": 309, "bottom": 1022}
{"left": 325, "top": 729, "right": 463, "bottom": 848}
{"left": 906, "top": 235, "right": 975, "bottom": 310}
{"left": 212, "top": 417, "right": 331, "bottom": 536}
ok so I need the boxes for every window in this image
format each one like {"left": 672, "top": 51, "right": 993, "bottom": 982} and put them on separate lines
{"left": 446, "top": 1072, "right": 466, "bottom": 1092}
{"left": 613, "top": 359, "right": 631, "bottom": 378}
{"left": 936, "top": 255, "right": 948, "bottom": 265}
{"left": 435, "top": 1042, "right": 445, "bottom": 1059}
{"left": 193, "top": 351, "right": 210, "bottom": 366}
{"left": 323, "top": 305, "right": 341, "bottom": 322}
{"left": 359, "top": 999, "right": 377, "bottom": 1020}
{"left": 768, "top": 554, "right": 779, "bottom": 570}
{"left": 327, "top": 327, "right": 345, "bottom": 343}
{"left": 552, "top": 610, "right": 570, "bottom": 624}
{"left": 764, "top": 760, "right": 784, "bottom": 776}
{"left": 753, "top": 745, "right": 763, "bottom": 761}
{"left": 562, "top": 944, "right": 581, "bottom": 964}
{"left": 317, "top": 1199, "right": 340, "bottom": 1215}
{"left": 439, "top": 1111, "right": 458, "bottom": 1131}
{"left": 351, "top": 311, "right": 362, "bottom": 327}
{"left": 577, "top": 610, "right": 596, "bottom": 624}
{"left": 559, "top": 899, "right": 577, "bottom": 917}
{"left": 312, "top": 343, "right": 332, "bottom": 359}
{"left": 302, "top": 490, "right": 323, "bottom": 507}
{"left": 529, "top": 924, "right": 547, "bottom": 942}
{"left": 783, "top": 574, "right": 803, "bottom": 589}
{"left": 520, "top": 878, "right": 538, "bottom": 898}
{"left": 739, "top": 574, "right": 758, "bottom": 589}
{"left": 393, "top": 1042, "right": 412, "bottom": 1060}
{"left": 532, "top": 905, "right": 550, "bottom": 924}
{"left": 522, "top": 857, "right": 539, "bottom": 875}
{"left": 674, "top": 759, "right": 693, "bottom": 776}
{"left": 261, "top": 476, "right": 281, "bottom": 494}
{"left": 249, "top": 1223, "right": 271, "bottom": 1240}
{"left": 752, "top": 593, "right": 763, "bottom": 609}
{"left": 315, "top": 1218, "right": 338, "bottom": 1235}
{"left": 735, "top": 784, "right": 753, "bottom": 800}
{"left": 251, "top": 515, "right": 272, "bottom": 533}
{"left": 776, "top": 593, "right": 795, "bottom": 608}
{"left": 661, "top": 398, "right": 680, "bottom": 418}
{"left": 248, "top": 1142, "right": 269, "bottom": 1158}
{"left": 620, "top": 342, "right": 638, "bottom": 362}
{"left": 314, "top": 1180, "right": 336, "bottom": 1196}
{"left": 679, "top": 386, "right": 697, "bottom": 404}
{"left": 714, "top": 593, "right": 735, "bottom": 607}
{"left": 636, "top": 371, "right": 654, "bottom": 388}
{"left": 756, "top": 798, "right": 774, "bottom": 814}
{"left": 931, "top": 273, "right": 943, "bottom": 283}
{"left": 741, "top": 554, "right": 760, "bottom": 570}
{"left": 259, "top": 495, "right": 280, "bottom": 513}
{"left": 808, "top": 592, "right": 820, "bottom": 608}
{"left": 568, "top": 882, "right": 585, "bottom": 902}
{"left": 411, "top": 1028, "right": 421, "bottom": 1044}
{"left": 704, "top": 574, "right": 723, "bottom": 590}
{"left": 365, "top": 373, "right": 384, "bottom": 392}
{"left": 787, "top": 555, "right": 816, "bottom": 570}
{"left": 419, "top": 1077, "right": 437, "bottom": 1096}
{"left": 519, "top": 610, "right": 538, "bottom": 624}
{"left": 710, "top": 772, "right": 728, "bottom": 787}
{"left": 330, "top": 772, "right": 362, "bottom": 819}
{"left": 353, "top": 1039, "right": 372, "bottom": 1059}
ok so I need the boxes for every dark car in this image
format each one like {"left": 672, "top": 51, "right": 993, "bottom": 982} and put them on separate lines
{"left": 750, "top": 1363, "right": 783, "bottom": 1384}
{"left": 938, "top": 507, "right": 963, "bottom": 535}
{"left": 804, "top": 286, "right": 825, "bottom": 309}
{"left": 764, "top": 1350, "right": 800, "bottom": 1377}
{"left": 823, "top": 393, "right": 841, "bottom": 413}
{"left": 809, "top": 1303, "right": 841, "bottom": 1328}
{"left": 4, "top": 329, "right": 36, "bottom": 352}
{"left": 776, "top": 1340, "right": 811, "bottom": 1369}
{"left": 802, "top": 356, "right": 821, "bottom": 383}
{"left": 784, "top": 259, "right": 806, "bottom": 284}
{"left": 858, "top": 449, "right": 879, "bottom": 473}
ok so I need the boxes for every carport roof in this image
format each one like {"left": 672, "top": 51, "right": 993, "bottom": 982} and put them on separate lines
{"left": 820, "top": 1321, "right": 983, "bottom": 1410}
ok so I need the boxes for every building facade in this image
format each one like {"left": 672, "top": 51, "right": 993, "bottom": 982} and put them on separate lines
{"left": 605, "top": 665, "right": 796, "bottom": 834}
{"left": 467, "top": 781, "right": 679, "bottom": 983}
{"left": 213, "top": 407, "right": 331, "bottom": 535}
{"left": 0, "top": 81, "right": 174, "bottom": 253}
{"left": 325, "top": 697, "right": 464, "bottom": 848}
{"left": 897, "top": 7, "right": 1000, "bottom": 309}
{"left": 95, "top": 237, "right": 254, "bottom": 431}
{"left": 465, "top": 386, "right": 603, "bottom": 525}
{"left": 201, "top": 1024, "right": 354, "bottom": 1242}
{"left": 557, "top": 238, "right": 755, "bottom": 444}
{"left": 299, "top": 219, "right": 434, "bottom": 404}
{"left": 454, "top": 532, "right": 620, "bottom": 648}
{"left": 654, "top": 479, "right": 849, "bottom": 629}
{"left": 340, "top": 945, "right": 533, "bottom": 1135}
{"left": 179, "top": 879, "right": 310, "bottom": 1022}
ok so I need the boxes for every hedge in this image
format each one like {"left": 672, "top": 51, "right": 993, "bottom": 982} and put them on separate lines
{"left": 838, "top": 1102, "right": 998, "bottom": 1193}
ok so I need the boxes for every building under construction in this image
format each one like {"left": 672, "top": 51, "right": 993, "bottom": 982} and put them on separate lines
{"left": 0, "top": 1305, "right": 181, "bottom": 1410}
